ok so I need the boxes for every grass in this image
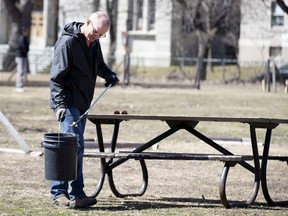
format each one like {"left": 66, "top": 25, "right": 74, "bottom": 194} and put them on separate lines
{"left": 114, "top": 64, "right": 266, "bottom": 83}
{"left": 0, "top": 76, "right": 288, "bottom": 215}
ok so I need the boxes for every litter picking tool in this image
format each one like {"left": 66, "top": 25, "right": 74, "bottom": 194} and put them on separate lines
{"left": 70, "top": 84, "right": 112, "bottom": 127}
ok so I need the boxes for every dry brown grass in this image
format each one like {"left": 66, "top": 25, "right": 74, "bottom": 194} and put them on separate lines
{"left": 0, "top": 77, "right": 287, "bottom": 215}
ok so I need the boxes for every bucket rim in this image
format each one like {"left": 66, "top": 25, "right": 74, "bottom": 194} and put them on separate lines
{"left": 42, "top": 141, "right": 78, "bottom": 148}
{"left": 44, "top": 132, "right": 77, "bottom": 137}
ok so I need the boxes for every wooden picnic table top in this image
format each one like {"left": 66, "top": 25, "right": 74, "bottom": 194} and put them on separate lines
{"left": 88, "top": 114, "right": 288, "bottom": 125}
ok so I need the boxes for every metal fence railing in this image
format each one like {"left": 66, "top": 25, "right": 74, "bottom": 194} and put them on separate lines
{"left": 0, "top": 46, "right": 54, "bottom": 74}
{"left": 108, "top": 55, "right": 267, "bottom": 85}
{"left": 0, "top": 46, "right": 272, "bottom": 86}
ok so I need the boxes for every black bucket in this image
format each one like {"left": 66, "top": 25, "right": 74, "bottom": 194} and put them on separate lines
{"left": 42, "top": 133, "right": 78, "bottom": 181}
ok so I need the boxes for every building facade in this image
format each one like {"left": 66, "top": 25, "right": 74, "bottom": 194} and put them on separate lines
{"left": 239, "top": 0, "right": 288, "bottom": 65}
{"left": 0, "top": 0, "right": 288, "bottom": 72}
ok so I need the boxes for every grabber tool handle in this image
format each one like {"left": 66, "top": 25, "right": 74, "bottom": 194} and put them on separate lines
{"left": 70, "top": 83, "right": 112, "bottom": 127}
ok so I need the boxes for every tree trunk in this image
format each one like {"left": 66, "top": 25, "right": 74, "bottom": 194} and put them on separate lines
{"left": 92, "top": 0, "right": 100, "bottom": 11}
{"left": 194, "top": 29, "right": 211, "bottom": 89}
{"left": 106, "top": 0, "right": 118, "bottom": 68}
{"left": 2, "top": 0, "right": 21, "bottom": 71}
{"left": 2, "top": 0, "right": 33, "bottom": 71}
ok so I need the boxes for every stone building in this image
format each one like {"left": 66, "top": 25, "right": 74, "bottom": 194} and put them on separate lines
{"left": 0, "top": 0, "right": 288, "bottom": 73}
{"left": 239, "top": 0, "right": 288, "bottom": 65}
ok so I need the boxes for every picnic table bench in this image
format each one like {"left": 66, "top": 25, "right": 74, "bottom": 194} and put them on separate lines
{"left": 84, "top": 114, "right": 288, "bottom": 208}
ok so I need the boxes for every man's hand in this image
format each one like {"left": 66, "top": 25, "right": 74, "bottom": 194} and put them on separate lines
{"left": 105, "top": 75, "right": 119, "bottom": 87}
{"left": 56, "top": 108, "right": 66, "bottom": 122}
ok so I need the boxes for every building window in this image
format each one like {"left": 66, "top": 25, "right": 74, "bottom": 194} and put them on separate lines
{"left": 135, "top": 0, "right": 143, "bottom": 30}
{"left": 269, "top": 46, "right": 282, "bottom": 57}
{"left": 31, "top": 0, "right": 43, "bottom": 38}
{"left": 148, "top": 0, "right": 156, "bottom": 30}
{"left": 128, "top": 0, "right": 156, "bottom": 31}
{"left": 271, "top": 1, "right": 284, "bottom": 27}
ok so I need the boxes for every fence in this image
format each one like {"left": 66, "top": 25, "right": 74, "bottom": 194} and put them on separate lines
{"left": 109, "top": 55, "right": 267, "bottom": 86}
{"left": 0, "top": 47, "right": 273, "bottom": 87}
{"left": 0, "top": 46, "right": 53, "bottom": 74}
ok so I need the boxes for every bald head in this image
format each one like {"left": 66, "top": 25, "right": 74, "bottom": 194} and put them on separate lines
{"left": 89, "top": 11, "right": 111, "bottom": 29}
{"left": 82, "top": 11, "right": 111, "bottom": 44}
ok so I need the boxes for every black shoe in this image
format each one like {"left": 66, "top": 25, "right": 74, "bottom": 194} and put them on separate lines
{"left": 69, "top": 195, "right": 97, "bottom": 208}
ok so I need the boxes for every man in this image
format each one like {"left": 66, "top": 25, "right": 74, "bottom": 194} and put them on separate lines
{"left": 49, "top": 11, "right": 119, "bottom": 208}
{"left": 15, "top": 28, "right": 29, "bottom": 92}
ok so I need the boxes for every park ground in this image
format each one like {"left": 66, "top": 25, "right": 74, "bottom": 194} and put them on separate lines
{"left": 0, "top": 72, "right": 287, "bottom": 215}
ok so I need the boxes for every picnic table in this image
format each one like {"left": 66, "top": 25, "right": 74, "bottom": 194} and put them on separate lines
{"left": 85, "top": 114, "right": 288, "bottom": 208}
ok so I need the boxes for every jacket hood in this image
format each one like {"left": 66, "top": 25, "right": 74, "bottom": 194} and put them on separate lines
{"left": 61, "top": 22, "right": 83, "bottom": 38}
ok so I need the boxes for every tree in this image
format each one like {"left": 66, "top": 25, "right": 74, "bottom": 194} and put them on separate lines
{"left": 2, "top": 0, "right": 33, "bottom": 71}
{"left": 174, "top": 0, "right": 240, "bottom": 88}
{"left": 276, "top": 0, "right": 288, "bottom": 13}
{"left": 91, "top": 0, "right": 117, "bottom": 68}
{"left": 106, "top": 0, "right": 118, "bottom": 68}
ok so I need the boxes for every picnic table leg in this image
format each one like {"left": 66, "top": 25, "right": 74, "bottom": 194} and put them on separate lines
{"left": 219, "top": 126, "right": 261, "bottom": 208}
{"left": 219, "top": 162, "right": 236, "bottom": 208}
{"left": 92, "top": 120, "right": 149, "bottom": 198}
{"left": 261, "top": 128, "right": 288, "bottom": 206}
{"left": 88, "top": 122, "right": 107, "bottom": 198}
{"left": 261, "top": 128, "right": 274, "bottom": 205}
{"left": 246, "top": 126, "right": 261, "bottom": 205}
{"left": 107, "top": 159, "right": 149, "bottom": 198}
{"left": 219, "top": 162, "right": 259, "bottom": 208}
{"left": 108, "top": 121, "right": 149, "bottom": 197}
{"left": 107, "top": 121, "right": 120, "bottom": 165}
{"left": 105, "top": 126, "right": 180, "bottom": 197}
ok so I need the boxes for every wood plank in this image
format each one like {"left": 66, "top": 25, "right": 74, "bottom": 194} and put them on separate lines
{"left": 88, "top": 114, "right": 288, "bottom": 125}
{"left": 83, "top": 152, "right": 254, "bottom": 162}
{"left": 259, "top": 155, "right": 288, "bottom": 161}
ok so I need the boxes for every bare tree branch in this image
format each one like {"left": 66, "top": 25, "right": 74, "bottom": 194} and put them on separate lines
{"left": 276, "top": 0, "right": 288, "bottom": 14}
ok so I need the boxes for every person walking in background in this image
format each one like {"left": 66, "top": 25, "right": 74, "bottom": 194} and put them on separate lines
{"left": 49, "top": 11, "right": 119, "bottom": 208}
{"left": 15, "top": 28, "right": 29, "bottom": 93}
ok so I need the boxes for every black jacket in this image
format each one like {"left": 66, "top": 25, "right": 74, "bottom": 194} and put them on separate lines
{"left": 15, "top": 35, "right": 29, "bottom": 57}
{"left": 50, "top": 22, "right": 116, "bottom": 113}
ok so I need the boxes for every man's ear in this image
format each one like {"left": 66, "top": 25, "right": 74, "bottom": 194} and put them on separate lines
{"left": 86, "top": 19, "right": 91, "bottom": 25}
